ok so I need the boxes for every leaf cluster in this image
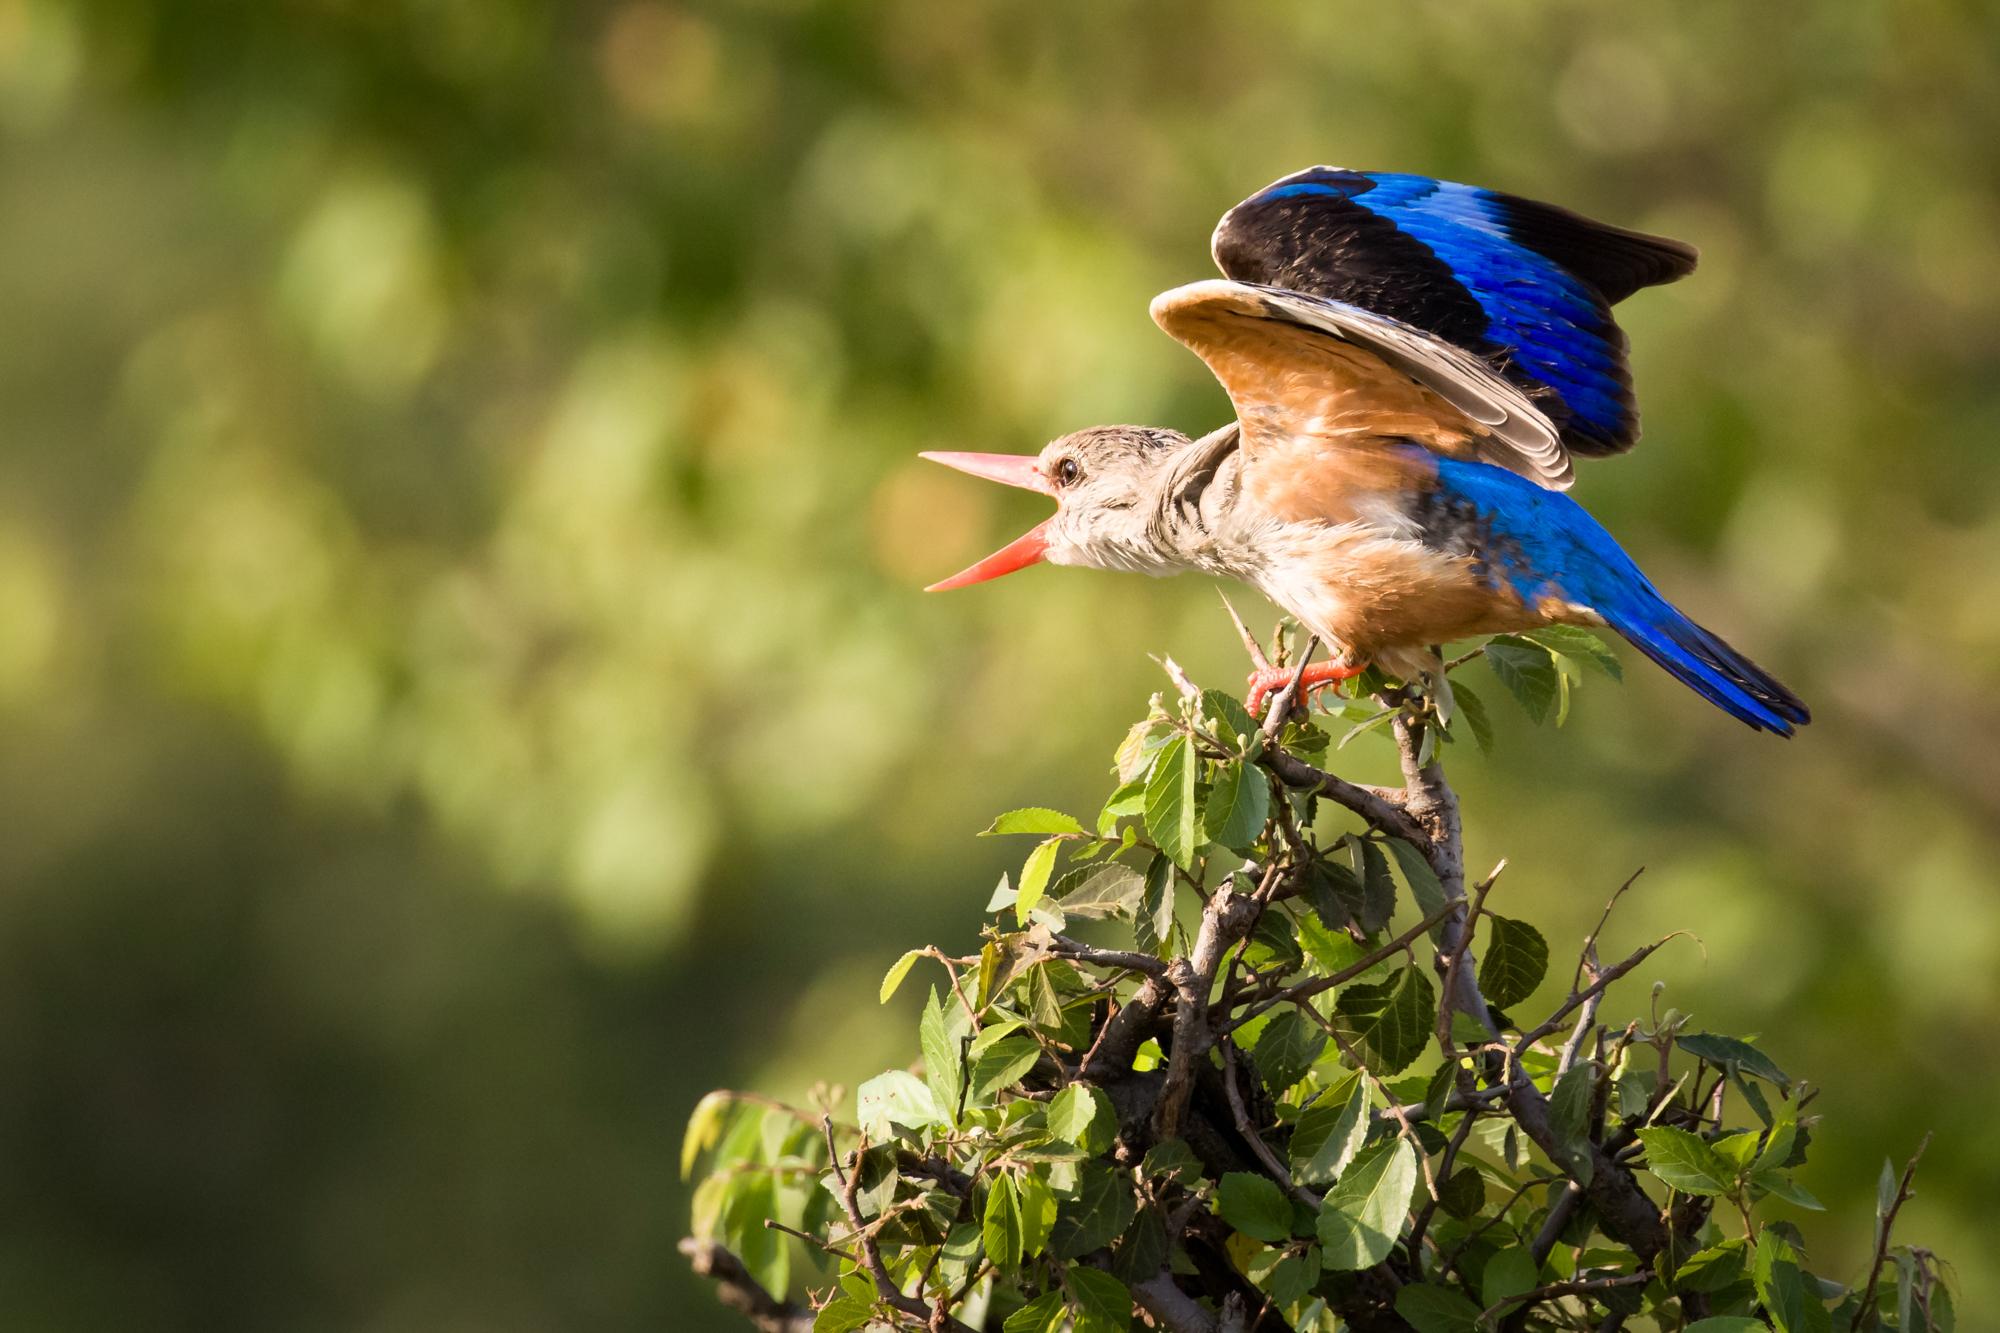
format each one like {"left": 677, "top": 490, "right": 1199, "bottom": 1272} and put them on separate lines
{"left": 683, "top": 648, "right": 1949, "bottom": 1333}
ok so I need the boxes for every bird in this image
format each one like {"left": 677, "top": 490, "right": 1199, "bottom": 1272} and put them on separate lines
{"left": 1209, "top": 167, "right": 1700, "bottom": 469}
{"left": 917, "top": 182, "right": 1807, "bottom": 734}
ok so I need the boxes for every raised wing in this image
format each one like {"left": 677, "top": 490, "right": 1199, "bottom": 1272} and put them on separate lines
{"left": 1150, "top": 279, "right": 1571, "bottom": 490}
{"left": 1210, "top": 168, "right": 1697, "bottom": 458}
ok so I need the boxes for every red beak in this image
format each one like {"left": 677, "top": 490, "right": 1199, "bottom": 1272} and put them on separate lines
{"left": 919, "top": 452, "right": 1055, "bottom": 591}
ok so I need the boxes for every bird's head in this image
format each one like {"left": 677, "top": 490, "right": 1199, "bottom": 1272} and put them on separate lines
{"left": 920, "top": 425, "right": 1193, "bottom": 589}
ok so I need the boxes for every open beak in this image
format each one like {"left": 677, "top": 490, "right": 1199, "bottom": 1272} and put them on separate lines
{"left": 919, "top": 452, "right": 1055, "bottom": 591}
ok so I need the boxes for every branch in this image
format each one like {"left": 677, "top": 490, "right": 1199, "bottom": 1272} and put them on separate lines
{"left": 1219, "top": 1035, "right": 1320, "bottom": 1208}
{"left": 1130, "top": 1270, "right": 1222, "bottom": 1333}
{"left": 1482, "top": 1269, "right": 1653, "bottom": 1323}
{"left": 1259, "top": 635, "right": 1321, "bottom": 737}
{"left": 821, "top": 1118, "right": 977, "bottom": 1333}
{"left": 678, "top": 1238, "right": 816, "bottom": 1333}
{"left": 1156, "top": 890, "right": 1262, "bottom": 1139}
{"left": 1222, "top": 899, "right": 1460, "bottom": 1036}
{"left": 1259, "top": 746, "right": 1429, "bottom": 848}
{"left": 1515, "top": 939, "right": 1672, "bottom": 1051}
{"left": 1862, "top": 1134, "right": 1933, "bottom": 1331}
{"left": 1049, "top": 935, "right": 1169, "bottom": 978}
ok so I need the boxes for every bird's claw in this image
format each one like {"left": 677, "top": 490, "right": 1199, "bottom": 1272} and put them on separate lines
{"left": 1246, "top": 660, "right": 1366, "bottom": 719}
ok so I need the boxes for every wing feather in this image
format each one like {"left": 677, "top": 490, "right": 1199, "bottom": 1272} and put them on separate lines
{"left": 1150, "top": 280, "right": 1572, "bottom": 490}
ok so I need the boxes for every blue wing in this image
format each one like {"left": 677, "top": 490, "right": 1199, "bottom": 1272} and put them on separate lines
{"left": 1419, "top": 455, "right": 1809, "bottom": 735}
{"left": 1212, "top": 168, "right": 1698, "bottom": 459}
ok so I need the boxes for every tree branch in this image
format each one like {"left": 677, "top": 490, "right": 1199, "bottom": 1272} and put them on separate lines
{"left": 678, "top": 1238, "right": 816, "bottom": 1333}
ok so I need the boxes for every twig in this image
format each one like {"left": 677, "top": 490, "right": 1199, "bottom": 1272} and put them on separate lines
{"left": 1533, "top": 1181, "right": 1585, "bottom": 1267}
{"left": 679, "top": 1238, "right": 816, "bottom": 1333}
{"left": 1258, "top": 747, "right": 1428, "bottom": 848}
{"left": 1482, "top": 1270, "right": 1653, "bottom": 1323}
{"left": 1861, "top": 1134, "right": 1933, "bottom": 1331}
{"left": 821, "top": 1117, "right": 978, "bottom": 1333}
{"left": 1223, "top": 900, "right": 1461, "bottom": 1035}
{"left": 1222, "top": 594, "right": 1271, "bottom": 672}
{"left": 1574, "top": 870, "right": 1644, "bottom": 994}
{"left": 1405, "top": 1102, "right": 1481, "bottom": 1265}
{"left": 763, "top": 1218, "right": 857, "bottom": 1263}
{"left": 1515, "top": 938, "right": 1672, "bottom": 1051}
{"left": 1439, "top": 1176, "right": 1543, "bottom": 1273}
{"left": 1261, "top": 636, "right": 1322, "bottom": 739}
{"left": 1049, "top": 936, "right": 1169, "bottom": 978}
{"left": 1557, "top": 949, "right": 1603, "bottom": 1080}
{"left": 1219, "top": 1035, "right": 1320, "bottom": 1208}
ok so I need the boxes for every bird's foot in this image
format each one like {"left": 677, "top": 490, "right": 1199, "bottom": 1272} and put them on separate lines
{"left": 1246, "top": 660, "right": 1365, "bottom": 718}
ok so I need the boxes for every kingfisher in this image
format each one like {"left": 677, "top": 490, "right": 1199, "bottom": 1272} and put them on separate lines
{"left": 919, "top": 170, "right": 1808, "bottom": 735}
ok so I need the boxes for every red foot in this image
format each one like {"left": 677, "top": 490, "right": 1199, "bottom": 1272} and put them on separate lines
{"left": 1246, "top": 660, "right": 1366, "bottom": 718}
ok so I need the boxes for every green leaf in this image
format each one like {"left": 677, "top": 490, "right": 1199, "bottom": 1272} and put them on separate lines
{"left": 1546, "top": 1061, "right": 1597, "bottom": 1186}
{"left": 1477, "top": 916, "right": 1549, "bottom": 1009}
{"left": 969, "top": 1036, "right": 1042, "bottom": 1099}
{"left": 1135, "top": 853, "right": 1176, "bottom": 953}
{"left": 1754, "top": 1225, "right": 1810, "bottom": 1333}
{"left": 1049, "top": 1160, "right": 1136, "bottom": 1259}
{"left": 1449, "top": 676, "right": 1494, "bottom": 755}
{"left": 1333, "top": 966, "right": 1436, "bottom": 1075}
{"left": 1354, "top": 836, "right": 1396, "bottom": 934}
{"left": 1249, "top": 1008, "right": 1327, "bottom": 1096}
{"left": 1485, "top": 638, "right": 1560, "bottom": 724}
{"left": 1145, "top": 736, "right": 1200, "bottom": 870}
{"left": 1270, "top": 1248, "right": 1322, "bottom": 1308}
{"left": 1396, "top": 1282, "right": 1484, "bottom": 1333}
{"left": 1218, "top": 1172, "right": 1294, "bottom": 1243}
{"left": 1110, "top": 1207, "right": 1171, "bottom": 1284}
{"left": 1676, "top": 1238, "right": 1749, "bottom": 1292}
{"left": 1067, "top": 1266, "right": 1134, "bottom": 1333}
{"left": 1016, "top": 838, "right": 1063, "bottom": 926}
{"left": 1204, "top": 759, "right": 1270, "bottom": 850}
{"left": 1678, "top": 1032, "right": 1792, "bottom": 1090}
{"left": 1054, "top": 864, "right": 1145, "bottom": 920}
{"left": 1385, "top": 838, "right": 1446, "bottom": 930}
{"left": 1637, "top": 1126, "right": 1735, "bottom": 1196}
{"left": 1752, "top": 1168, "right": 1825, "bottom": 1211}
{"left": 1140, "top": 1139, "right": 1204, "bottom": 1188}
{"left": 920, "top": 987, "right": 964, "bottom": 1127}
{"left": 1297, "top": 909, "right": 1365, "bottom": 976}
{"left": 1099, "top": 779, "right": 1148, "bottom": 836}
{"left": 1200, "top": 688, "right": 1260, "bottom": 752}
{"left": 879, "top": 950, "right": 924, "bottom": 1004}
{"left": 1048, "top": 1084, "right": 1118, "bottom": 1154}
{"left": 681, "top": 1090, "right": 732, "bottom": 1180}
{"left": 1318, "top": 1138, "right": 1418, "bottom": 1270}
{"left": 1245, "top": 910, "right": 1304, "bottom": 974}
{"left": 1305, "top": 857, "right": 1364, "bottom": 932}
{"left": 1437, "top": 1166, "right": 1484, "bottom": 1220}
{"left": 1291, "top": 1074, "right": 1369, "bottom": 1187}
{"left": 1481, "top": 1244, "right": 1538, "bottom": 1310}
{"left": 984, "top": 1172, "right": 1024, "bottom": 1268}
{"left": 1019, "top": 1170, "right": 1057, "bottom": 1256}
{"left": 983, "top": 808, "right": 1087, "bottom": 836}
{"left": 724, "top": 1171, "right": 787, "bottom": 1300}
{"left": 812, "top": 1295, "right": 873, "bottom": 1333}
{"left": 1002, "top": 1290, "right": 1067, "bottom": 1333}
{"left": 856, "top": 1070, "right": 941, "bottom": 1136}
{"left": 1682, "top": 1321, "right": 1768, "bottom": 1333}
{"left": 1523, "top": 626, "right": 1623, "bottom": 680}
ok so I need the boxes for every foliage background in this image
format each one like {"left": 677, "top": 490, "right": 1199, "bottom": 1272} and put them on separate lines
{"left": 0, "top": 0, "right": 1993, "bottom": 1327}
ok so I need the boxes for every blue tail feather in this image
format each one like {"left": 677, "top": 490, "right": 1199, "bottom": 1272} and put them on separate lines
{"left": 1595, "top": 594, "right": 1810, "bottom": 736}
{"left": 1423, "top": 455, "right": 1811, "bottom": 735}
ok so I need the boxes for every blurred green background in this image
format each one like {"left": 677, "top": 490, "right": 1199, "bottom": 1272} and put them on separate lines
{"left": 0, "top": 0, "right": 1993, "bottom": 1326}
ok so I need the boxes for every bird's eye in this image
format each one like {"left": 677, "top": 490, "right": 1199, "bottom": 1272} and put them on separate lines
{"left": 1054, "top": 457, "right": 1081, "bottom": 487}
